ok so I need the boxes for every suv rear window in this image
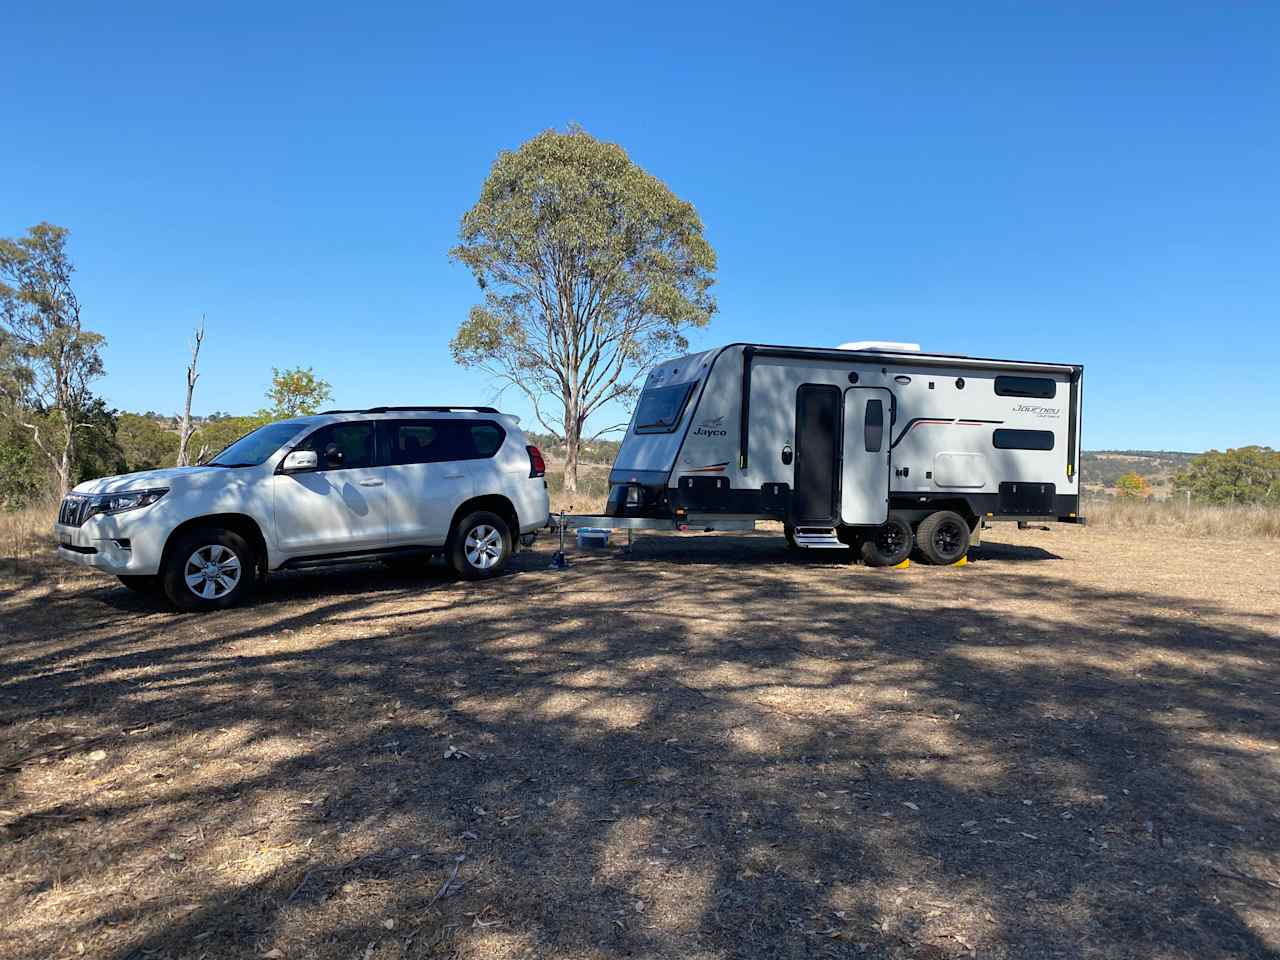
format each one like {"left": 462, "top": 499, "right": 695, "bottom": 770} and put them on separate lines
{"left": 635, "top": 382, "right": 697, "bottom": 434}
{"left": 385, "top": 420, "right": 506, "bottom": 464}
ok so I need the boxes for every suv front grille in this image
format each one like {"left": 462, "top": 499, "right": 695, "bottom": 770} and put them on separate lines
{"left": 58, "top": 496, "right": 92, "bottom": 528}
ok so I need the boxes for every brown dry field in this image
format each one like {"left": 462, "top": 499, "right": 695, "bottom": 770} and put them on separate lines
{"left": 2, "top": 525, "right": 1279, "bottom": 960}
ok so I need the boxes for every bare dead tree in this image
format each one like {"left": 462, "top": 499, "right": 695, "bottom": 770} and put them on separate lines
{"left": 175, "top": 319, "right": 205, "bottom": 467}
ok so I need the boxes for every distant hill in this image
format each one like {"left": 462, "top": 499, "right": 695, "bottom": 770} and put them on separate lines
{"left": 1081, "top": 450, "right": 1198, "bottom": 496}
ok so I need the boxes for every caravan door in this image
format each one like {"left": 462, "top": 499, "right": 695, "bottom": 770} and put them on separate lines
{"left": 841, "top": 388, "right": 892, "bottom": 525}
{"left": 792, "top": 384, "right": 842, "bottom": 524}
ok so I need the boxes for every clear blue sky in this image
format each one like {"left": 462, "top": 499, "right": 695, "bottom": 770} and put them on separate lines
{"left": 2, "top": 2, "right": 1277, "bottom": 451}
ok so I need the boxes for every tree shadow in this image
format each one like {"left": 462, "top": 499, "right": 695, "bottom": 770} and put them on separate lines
{"left": 1, "top": 534, "right": 1277, "bottom": 959}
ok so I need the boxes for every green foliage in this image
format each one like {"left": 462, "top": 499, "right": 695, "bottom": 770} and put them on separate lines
{"left": 0, "top": 223, "right": 107, "bottom": 493}
{"left": 450, "top": 126, "right": 716, "bottom": 490}
{"left": 71, "top": 398, "right": 126, "bottom": 483}
{"left": 0, "top": 417, "right": 46, "bottom": 509}
{"left": 524, "top": 431, "right": 619, "bottom": 465}
{"left": 1114, "top": 471, "right": 1152, "bottom": 499}
{"left": 116, "top": 413, "right": 180, "bottom": 471}
{"left": 265, "top": 366, "right": 333, "bottom": 418}
{"left": 1173, "top": 446, "right": 1280, "bottom": 505}
{"left": 192, "top": 414, "right": 271, "bottom": 463}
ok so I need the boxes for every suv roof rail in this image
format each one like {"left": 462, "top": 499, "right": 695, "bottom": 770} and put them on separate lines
{"left": 318, "top": 405, "right": 502, "bottom": 415}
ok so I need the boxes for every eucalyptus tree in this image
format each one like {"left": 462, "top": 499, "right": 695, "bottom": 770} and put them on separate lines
{"left": 450, "top": 127, "right": 716, "bottom": 493}
{"left": 0, "top": 223, "right": 105, "bottom": 496}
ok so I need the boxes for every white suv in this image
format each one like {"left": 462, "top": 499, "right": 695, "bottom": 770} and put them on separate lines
{"left": 53, "top": 406, "right": 550, "bottom": 611}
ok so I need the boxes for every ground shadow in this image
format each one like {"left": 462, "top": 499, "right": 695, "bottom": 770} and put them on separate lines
{"left": 1, "top": 533, "right": 1277, "bottom": 959}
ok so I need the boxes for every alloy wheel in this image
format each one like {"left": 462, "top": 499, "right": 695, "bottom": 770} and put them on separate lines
{"left": 184, "top": 544, "right": 242, "bottom": 599}
{"left": 464, "top": 524, "right": 503, "bottom": 570}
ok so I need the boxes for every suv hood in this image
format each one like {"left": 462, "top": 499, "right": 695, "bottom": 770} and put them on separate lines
{"left": 72, "top": 466, "right": 231, "bottom": 495}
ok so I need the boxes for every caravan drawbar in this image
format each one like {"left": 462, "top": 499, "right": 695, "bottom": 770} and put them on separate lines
{"left": 577, "top": 341, "right": 1083, "bottom": 566}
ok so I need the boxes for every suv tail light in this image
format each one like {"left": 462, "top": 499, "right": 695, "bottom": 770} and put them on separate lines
{"left": 526, "top": 445, "right": 546, "bottom": 478}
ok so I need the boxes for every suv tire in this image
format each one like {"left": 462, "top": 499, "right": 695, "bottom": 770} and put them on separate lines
{"left": 161, "top": 527, "right": 256, "bottom": 611}
{"left": 448, "top": 510, "right": 512, "bottom": 580}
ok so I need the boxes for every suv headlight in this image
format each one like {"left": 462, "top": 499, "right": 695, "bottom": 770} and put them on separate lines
{"left": 84, "top": 488, "right": 169, "bottom": 521}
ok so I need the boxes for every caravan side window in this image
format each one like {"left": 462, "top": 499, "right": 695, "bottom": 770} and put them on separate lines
{"left": 635, "top": 382, "right": 697, "bottom": 434}
{"left": 993, "top": 429, "right": 1055, "bottom": 451}
{"left": 863, "top": 399, "right": 884, "bottom": 452}
{"left": 994, "top": 375, "right": 1057, "bottom": 399}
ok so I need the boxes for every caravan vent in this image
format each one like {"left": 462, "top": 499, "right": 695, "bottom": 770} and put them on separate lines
{"left": 837, "top": 340, "right": 922, "bottom": 353}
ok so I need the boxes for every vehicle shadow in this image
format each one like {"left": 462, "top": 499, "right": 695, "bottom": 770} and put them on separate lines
{"left": 1, "top": 541, "right": 1277, "bottom": 960}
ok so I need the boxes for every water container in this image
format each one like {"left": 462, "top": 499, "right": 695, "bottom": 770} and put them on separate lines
{"left": 576, "top": 528, "right": 611, "bottom": 550}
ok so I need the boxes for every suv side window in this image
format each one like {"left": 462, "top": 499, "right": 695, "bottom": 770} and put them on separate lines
{"left": 299, "top": 422, "right": 377, "bottom": 470}
{"left": 387, "top": 420, "right": 462, "bottom": 464}
{"left": 384, "top": 419, "right": 506, "bottom": 464}
{"left": 467, "top": 422, "right": 505, "bottom": 458}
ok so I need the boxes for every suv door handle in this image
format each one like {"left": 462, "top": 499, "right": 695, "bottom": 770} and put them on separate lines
{"left": 444, "top": 473, "right": 465, "bottom": 479}
{"left": 358, "top": 478, "right": 384, "bottom": 487}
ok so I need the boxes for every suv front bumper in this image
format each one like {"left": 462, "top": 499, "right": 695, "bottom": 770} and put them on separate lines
{"left": 53, "top": 519, "right": 163, "bottom": 576}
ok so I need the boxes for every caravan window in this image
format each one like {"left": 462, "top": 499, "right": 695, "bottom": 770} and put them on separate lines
{"left": 635, "top": 382, "right": 697, "bottom": 434}
{"left": 993, "top": 429, "right": 1055, "bottom": 451}
{"left": 994, "top": 375, "right": 1057, "bottom": 399}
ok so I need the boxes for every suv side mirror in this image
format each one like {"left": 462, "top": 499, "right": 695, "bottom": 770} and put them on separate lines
{"left": 281, "top": 450, "right": 319, "bottom": 473}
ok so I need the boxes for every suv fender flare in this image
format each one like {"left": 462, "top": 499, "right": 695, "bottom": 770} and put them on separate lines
{"left": 448, "top": 495, "right": 519, "bottom": 544}
{"left": 161, "top": 514, "right": 272, "bottom": 581}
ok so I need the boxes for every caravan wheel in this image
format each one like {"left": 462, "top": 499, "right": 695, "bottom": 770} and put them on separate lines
{"left": 783, "top": 524, "right": 800, "bottom": 551}
{"left": 916, "top": 510, "right": 971, "bottom": 565}
{"left": 860, "top": 515, "right": 913, "bottom": 567}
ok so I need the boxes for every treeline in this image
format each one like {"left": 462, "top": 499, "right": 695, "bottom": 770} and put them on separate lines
{"left": 523, "top": 431, "right": 620, "bottom": 465}
{"left": 1, "top": 222, "right": 334, "bottom": 510}
{"left": 1171, "top": 446, "right": 1280, "bottom": 505}
{"left": 1088, "top": 447, "right": 1280, "bottom": 505}
{"left": 1080, "top": 450, "right": 1197, "bottom": 488}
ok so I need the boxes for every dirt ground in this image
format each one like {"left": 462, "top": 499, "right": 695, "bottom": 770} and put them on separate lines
{"left": 2, "top": 524, "right": 1278, "bottom": 960}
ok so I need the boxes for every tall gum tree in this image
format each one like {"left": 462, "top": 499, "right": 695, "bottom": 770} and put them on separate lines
{"left": 0, "top": 223, "right": 105, "bottom": 496}
{"left": 450, "top": 127, "right": 716, "bottom": 494}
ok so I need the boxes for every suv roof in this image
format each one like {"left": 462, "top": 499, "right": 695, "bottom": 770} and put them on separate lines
{"left": 318, "top": 405, "right": 501, "bottom": 415}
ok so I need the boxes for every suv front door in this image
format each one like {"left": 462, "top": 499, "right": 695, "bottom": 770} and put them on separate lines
{"left": 273, "top": 421, "right": 388, "bottom": 555}
{"left": 381, "top": 419, "right": 476, "bottom": 546}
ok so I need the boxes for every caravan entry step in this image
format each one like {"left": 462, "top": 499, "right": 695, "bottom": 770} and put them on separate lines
{"left": 793, "top": 527, "right": 846, "bottom": 549}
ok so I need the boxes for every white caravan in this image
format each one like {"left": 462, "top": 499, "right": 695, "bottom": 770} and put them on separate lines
{"left": 588, "top": 342, "right": 1083, "bottom": 565}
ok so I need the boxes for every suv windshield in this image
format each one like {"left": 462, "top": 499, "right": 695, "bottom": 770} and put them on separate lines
{"left": 206, "top": 422, "right": 308, "bottom": 467}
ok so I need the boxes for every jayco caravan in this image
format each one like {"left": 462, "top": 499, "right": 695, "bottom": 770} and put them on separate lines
{"left": 582, "top": 341, "right": 1083, "bottom": 566}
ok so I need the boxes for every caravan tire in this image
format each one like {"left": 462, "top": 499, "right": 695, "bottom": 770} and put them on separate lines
{"left": 860, "top": 515, "right": 913, "bottom": 567}
{"left": 783, "top": 524, "right": 799, "bottom": 551}
{"left": 916, "top": 510, "right": 971, "bottom": 565}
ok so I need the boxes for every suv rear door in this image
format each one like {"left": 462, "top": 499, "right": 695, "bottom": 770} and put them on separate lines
{"left": 381, "top": 419, "right": 476, "bottom": 546}
{"left": 273, "top": 421, "right": 388, "bottom": 555}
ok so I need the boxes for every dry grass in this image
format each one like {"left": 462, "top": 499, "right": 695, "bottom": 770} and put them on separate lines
{"left": 0, "top": 505, "right": 53, "bottom": 565}
{"left": 545, "top": 462, "right": 611, "bottom": 515}
{"left": 1083, "top": 495, "right": 1280, "bottom": 540}
{"left": 2, "top": 525, "right": 1278, "bottom": 960}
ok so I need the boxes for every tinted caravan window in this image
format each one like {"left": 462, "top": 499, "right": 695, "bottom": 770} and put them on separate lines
{"left": 863, "top": 399, "right": 884, "bottom": 452}
{"left": 994, "top": 375, "right": 1057, "bottom": 399}
{"left": 993, "top": 429, "right": 1055, "bottom": 451}
{"left": 635, "top": 382, "right": 697, "bottom": 434}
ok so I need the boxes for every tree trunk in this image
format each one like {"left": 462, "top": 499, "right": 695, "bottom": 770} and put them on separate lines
{"left": 563, "top": 428, "right": 580, "bottom": 495}
{"left": 176, "top": 321, "right": 204, "bottom": 466}
{"left": 58, "top": 423, "right": 73, "bottom": 498}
